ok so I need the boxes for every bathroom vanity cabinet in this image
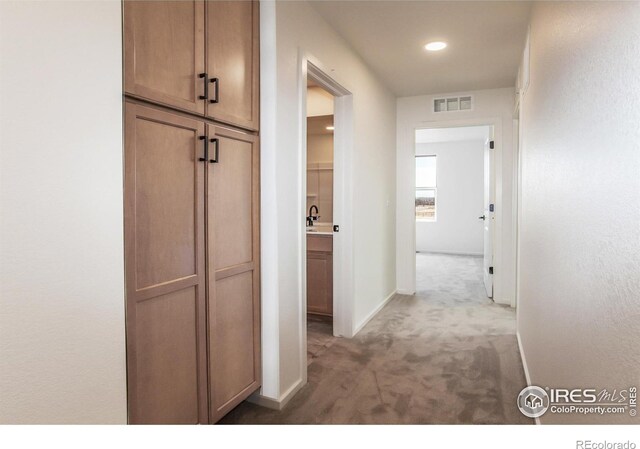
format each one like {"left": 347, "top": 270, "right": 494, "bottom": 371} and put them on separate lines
{"left": 307, "top": 234, "right": 333, "bottom": 317}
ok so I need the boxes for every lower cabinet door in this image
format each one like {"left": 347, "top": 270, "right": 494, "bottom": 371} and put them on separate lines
{"left": 307, "top": 251, "right": 333, "bottom": 316}
{"left": 124, "top": 102, "right": 209, "bottom": 424}
{"left": 206, "top": 124, "right": 261, "bottom": 422}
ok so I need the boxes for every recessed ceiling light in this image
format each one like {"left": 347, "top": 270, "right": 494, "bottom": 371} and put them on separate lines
{"left": 326, "top": 126, "right": 334, "bottom": 131}
{"left": 425, "top": 41, "right": 447, "bottom": 52}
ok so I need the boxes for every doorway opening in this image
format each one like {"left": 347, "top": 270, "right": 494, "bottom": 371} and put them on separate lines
{"left": 298, "top": 60, "right": 354, "bottom": 387}
{"left": 414, "top": 125, "right": 495, "bottom": 299}
{"left": 305, "top": 79, "right": 336, "bottom": 364}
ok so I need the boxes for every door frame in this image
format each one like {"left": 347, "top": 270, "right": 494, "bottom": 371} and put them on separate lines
{"left": 412, "top": 118, "right": 502, "bottom": 297}
{"left": 483, "top": 134, "right": 496, "bottom": 298}
{"left": 298, "top": 55, "right": 355, "bottom": 383}
{"left": 513, "top": 103, "right": 521, "bottom": 309}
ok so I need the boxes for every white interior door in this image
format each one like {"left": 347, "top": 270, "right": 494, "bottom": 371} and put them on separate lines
{"left": 482, "top": 137, "right": 495, "bottom": 298}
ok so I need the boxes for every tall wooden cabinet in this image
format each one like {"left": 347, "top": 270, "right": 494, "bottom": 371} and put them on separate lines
{"left": 123, "top": 1, "right": 260, "bottom": 424}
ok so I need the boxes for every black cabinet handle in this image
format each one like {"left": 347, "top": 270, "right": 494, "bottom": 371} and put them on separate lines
{"left": 209, "top": 77, "right": 219, "bottom": 104}
{"left": 199, "top": 73, "right": 208, "bottom": 100}
{"left": 199, "top": 136, "right": 208, "bottom": 162}
{"left": 209, "top": 138, "right": 219, "bottom": 163}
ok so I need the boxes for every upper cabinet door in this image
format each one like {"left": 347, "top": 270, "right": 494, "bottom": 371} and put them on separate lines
{"left": 124, "top": 1, "right": 205, "bottom": 115}
{"left": 206, "top": 1, "right": 260, "bottom": 131}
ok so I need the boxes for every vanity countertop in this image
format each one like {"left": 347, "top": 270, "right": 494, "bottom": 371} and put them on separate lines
{"left": 306, "top": 224, "right": 333, "bottom": 235}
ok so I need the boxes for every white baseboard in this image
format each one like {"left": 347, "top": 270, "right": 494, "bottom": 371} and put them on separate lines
{"left": 247, "top": 378, "right": 305, "bottom": 411}
{"left": 353, "top": 290, "right": 397, "bottom": 336}
{"left": 494, "top": 296, "right": 514, "bottom": 307}
{"left": 417, "top": 250, "right": 483, "bottom": 257}
{"left": 516, "top": 331, "right": 541, "bottom": 425}
{"left": 396, "top": 289, "right": 415, "bottom": 295}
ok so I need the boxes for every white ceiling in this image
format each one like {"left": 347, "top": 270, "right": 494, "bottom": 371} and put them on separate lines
{"left": 416, "top": 125, "right": 490, "bottom": 143}
{"left": 308, "top": 1, "right": 532, "bottom": 97}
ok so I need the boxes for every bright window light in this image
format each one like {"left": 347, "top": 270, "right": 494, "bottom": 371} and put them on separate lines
{"left": 416, "top": 155, "right": 437, "bottom": 221}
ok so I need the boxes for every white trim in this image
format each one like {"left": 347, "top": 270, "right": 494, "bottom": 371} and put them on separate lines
{"left": 298, "top": 54, "right": 356, "bottom": 399}
{"left": 247, "top": 378, "right": 305, "bottom": 411}
{"left": 512, "top": 114, "right": 521, "bottom": 309}
{"left": 304, "top": 59, "right": 355, "bottom": 340}
{"left": 353, "top": 290, "right": 397, "bottom": 336}
{"left": 516, "top": 331, "right": 532, "bottom": 386}
{"left": 298, "top": 50, "right": 308, "bottom": 388}
{"left": 257, "top": 0, "right": 280, "bottom": 401}
{"left": 521, "top": 26, "right": 531, "bottom": 97}
{"left": 397, "top": 289, "right": 415, "bottom": 295}
{"left": 417, "top": 250, "right": 483, "bottom": 257}
{"left": 516, "top": 331, "right": 540, "bottom": 425}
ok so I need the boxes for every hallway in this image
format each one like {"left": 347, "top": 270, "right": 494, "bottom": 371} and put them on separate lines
{"left": 222, "top": 253, "right": 531, "bottom": 424}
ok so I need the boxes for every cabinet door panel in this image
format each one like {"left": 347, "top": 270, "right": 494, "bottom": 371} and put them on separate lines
{"left": 134, "top": 287, "right": 199, "bottom": 424}
{"left": 307, "top": 252, "right": 333, "bottom": 316}
{"left": 124, "top": 1, "right": 205, "bottom": 114}
{"left": 207, "top": 126, "right": 260, "bottom": 422}
{"left": 133, "top": 117, "right": 198, "bottom": 289}
{"left": 125, "top": 102, "right": 208, "bottom": 424}
{"left": 206, "top": 1, "right": 260, "bottom": 130}
{"left": 211, "top": 272, "right": 256, "bottom": 408}
{"left": 212, "top": 133, "right": 253, "bottom": 269}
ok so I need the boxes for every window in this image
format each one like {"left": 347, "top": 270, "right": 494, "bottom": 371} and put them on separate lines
{"left": 416, "top": 155, "right": 437, "bottom": 221}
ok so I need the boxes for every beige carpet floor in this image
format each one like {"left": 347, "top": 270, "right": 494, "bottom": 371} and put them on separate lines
{"left": 220, "top": 253, "right": 532, "bottom": 424}
{"left": 306, "top": 314, "right": 336, "bottom": 366}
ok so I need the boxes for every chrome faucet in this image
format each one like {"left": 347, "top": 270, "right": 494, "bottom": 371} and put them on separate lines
{"left": 307, "top": 205, "right": 320, "bottom": 226}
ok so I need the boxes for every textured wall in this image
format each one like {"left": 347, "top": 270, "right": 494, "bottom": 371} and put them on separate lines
{"left": 518, "top": 2, "right": 640, "bottom": 424}
{"left": 0, "top": 1, "right": 126, "bottom": 423}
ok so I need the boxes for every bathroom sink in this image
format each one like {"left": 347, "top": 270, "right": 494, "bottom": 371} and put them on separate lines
{"left": 306, "top": 225, "right": 333, "bottom": 234}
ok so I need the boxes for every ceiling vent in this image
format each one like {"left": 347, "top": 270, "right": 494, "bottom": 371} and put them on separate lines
{"left": 433, "top": 95, "right": 473, "bottom": 113}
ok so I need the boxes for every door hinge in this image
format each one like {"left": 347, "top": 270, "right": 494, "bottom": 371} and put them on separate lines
{"left": 489, "top": 266, "right": 494, "bottom": 275}
{"left": 489, "top": 140, "right": 495, "bottom": 149}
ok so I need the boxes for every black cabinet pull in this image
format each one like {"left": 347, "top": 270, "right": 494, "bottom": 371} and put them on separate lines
{"left": 199, "top": 73, "right": 208, "bottom": 100}
{"left": 199, "top": 136, "right": 208, "bottom": 162}
{"left": 209, "top": 138, "right": 219, "bottom": 163}
{"left": 209, "top": 77, "right": 219, "bottom": 104}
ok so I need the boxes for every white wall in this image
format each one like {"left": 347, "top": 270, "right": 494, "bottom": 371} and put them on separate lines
{"left": 307, "top": 130, "right": 334, "bottom": 223}
{"left": 416, "top": 141, "right": 484, "bottom": 255}
{"left": 397, "top": 87, "right": 517, "bottom": 305}
{"left": 259, "top": 0, "right": 396, "bottom": 405}
{"left": 517, "top": 2, "right": 640, "bottom": 424}
{"left": 307, "top": 133, "right": 333, "bottom": 164}
{"left": 0, "top": 1, "right": 126, "bottom": 423}
{"left": 307, "top": 86, "right": 334, "bottom": 117}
